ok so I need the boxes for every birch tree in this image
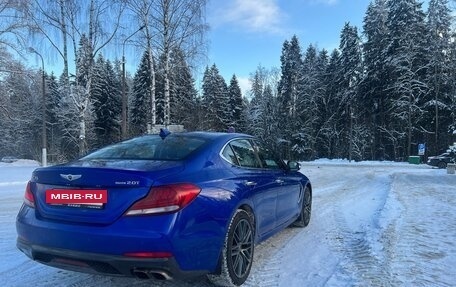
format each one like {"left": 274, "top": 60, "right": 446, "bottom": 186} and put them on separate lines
{"left": 0, "top": 0, "right": 29, "bottom": 55}
{"left": 151, "top": 0, "right": 208, "bottom": 126}
{"left": 127, "top": 0, "right": 157, "bottom": 129}
{"left": 24, "top": 0, "right": 73, "bottom": 86}
{"left": 70, "top": 0, "right": 125, "bottom": 155}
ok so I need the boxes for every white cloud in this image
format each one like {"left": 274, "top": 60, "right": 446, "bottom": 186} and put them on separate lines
{"left": 237, "top": 76, "right": 251, "bottom": 98}
{"left": 311, "top": 0, "right": 339, "bottom": 5}
{"left": 210, "top": 0, "right": 285, "bottom": 34}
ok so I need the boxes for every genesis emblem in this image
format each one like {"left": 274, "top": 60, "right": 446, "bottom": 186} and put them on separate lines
{"left": 60, "top": 174, "right": 82, "bottom": 181}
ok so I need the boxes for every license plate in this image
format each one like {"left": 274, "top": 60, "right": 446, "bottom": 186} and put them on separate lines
{"left": 46, "top": 189, "right": 108, "bottom": 207}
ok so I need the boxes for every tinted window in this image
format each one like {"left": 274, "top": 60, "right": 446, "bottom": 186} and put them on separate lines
{"left": 82, "top": 135, "right": 207, "bottom": 161}
{"left": 221, "top": 144, "right": 239, "bottom": 165}
{"left": 253, "top": 141, "right": 282, "bottom": 169}
{"left": 229, "top": 139, "right": 261, "bottom": 168}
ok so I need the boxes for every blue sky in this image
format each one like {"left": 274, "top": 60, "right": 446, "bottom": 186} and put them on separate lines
{"left": 205, "top": 0, "right": 373, "bottom": 94}
{"left": 30, "top": 0, "right": 371, "bottom": 96}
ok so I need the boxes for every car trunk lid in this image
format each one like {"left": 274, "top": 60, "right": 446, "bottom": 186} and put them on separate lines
{"left": 31, "top": 160, "right": 183, "bottom": 225}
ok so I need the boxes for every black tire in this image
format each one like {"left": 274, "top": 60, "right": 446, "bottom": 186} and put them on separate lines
{"left": 207, "top": 209, "right": 255, "bottom": 286}
{"left": 293, "top": 186, "right": 311, "bottom": 228}
{"left": 438, "top": 161, "right": 447, "bottom": 169}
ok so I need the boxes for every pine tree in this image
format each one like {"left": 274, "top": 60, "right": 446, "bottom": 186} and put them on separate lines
{"left": 448, "top": 35, "right": 456, "bottom": 137}
{"left": 361, "top": 0, "right": 389, "bottom": 160}
{"left": 292, "top": 44, "right": 321, "bottom": 159}
{"left": 247, "top": 66, "right": 279, "bottom": 151}
{"left": 91, "top": 55, "right": 105, "bottom": 145}
{"left": 130, "top": 50, "right": 153, "bottom": 136}
{"left": 45, "top": 73, "right": 61, "bottom": 161}
{"left": 338, "top": 22, "right": 363, "bottom": 160}
{"left": 386, "top": 0, "right": 428, "bottom": 159}
{"left": 247, "top": 66, "right": 267, "bottom": 137}
{"left": 311, "top": 49, "right": 331, "bottom": 159}
{"left": 201, "top": 64, "right": 229, "bottom": 131}
{"left": 277, "top": 35, "right": 303, "bottom": 159}
{"left": 318, "top": 49, "right": 344, "bottom": 158}
{"left": 0, "top": 64, "right": 41, "bottom": 159}
{"left": 424, "top": 0, "right": 453, "bottom": 154}
{"left": 155, "top": 53, "right": 166, "bottom": 124}
{"left": 227, "top": 75, "right": 246, "bottom": 132}
{"left": 92, "top": 55, "right": 121, "bottom": 147}
{"left": 168, "top": 48, "right": 198, "bottom": 129}
{"left": 278, "top": 36, "right": 303, "bottom": 119}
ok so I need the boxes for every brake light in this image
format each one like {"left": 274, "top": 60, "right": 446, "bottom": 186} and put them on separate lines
{"left": 24, "top": 181, "right": 35, "bottom": 208}
{"left": 125, "top": 183, "right": 201, "bottom": 216}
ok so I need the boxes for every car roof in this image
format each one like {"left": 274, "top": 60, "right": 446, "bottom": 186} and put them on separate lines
{"left": 160, "top": 131, "right": 253, "bottom": 141}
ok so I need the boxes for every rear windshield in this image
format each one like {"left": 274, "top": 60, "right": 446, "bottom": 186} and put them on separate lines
{"left": 82, "top": 135, "right": 207, "bottom": 161}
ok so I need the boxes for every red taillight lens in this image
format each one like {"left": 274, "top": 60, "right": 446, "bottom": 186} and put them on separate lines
{"left": 123, "top": 252, "right": 173, "bottom": 258}
{"left": 125, "top": 183, "right": 201, "bottom": 216}
{"left": 24, "top": 181, "right": 35, "bottom": 208}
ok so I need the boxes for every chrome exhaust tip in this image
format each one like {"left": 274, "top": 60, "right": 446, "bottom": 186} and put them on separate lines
{"left": 132, "top": 269, "right": 172, "bottom": 280}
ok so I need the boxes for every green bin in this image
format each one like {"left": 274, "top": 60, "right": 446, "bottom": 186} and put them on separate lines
{"left": 408, "top": 156, "right": 421, "bottom": 164}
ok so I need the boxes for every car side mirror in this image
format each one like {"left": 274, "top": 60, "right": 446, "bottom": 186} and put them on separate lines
{"left": 287, "top": 161, "right": 300, "bottom": 171}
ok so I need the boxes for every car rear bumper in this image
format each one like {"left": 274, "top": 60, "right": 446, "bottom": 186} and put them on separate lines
{"left": 16, "top": 204, "right": 224, "bottom": 277}
{"left": 16, "top": 237, "right": 207, "bottom": 280}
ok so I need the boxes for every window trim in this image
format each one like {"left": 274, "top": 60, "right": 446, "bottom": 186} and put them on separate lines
{"left": 220, "top": 142, "right": 240, "bottom": 166}
{"left": 220, "top": 137, "right": 272, "bottom": 170}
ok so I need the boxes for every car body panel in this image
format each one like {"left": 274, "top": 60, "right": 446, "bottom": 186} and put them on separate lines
{"left": 276, "top": 173, "right": 302, "bottom": 226}
{"left": 16, "top": 132, "right": 311, "bottom": 280}
{"left": 31, "top": 161, "right": 184, "bottom": 225}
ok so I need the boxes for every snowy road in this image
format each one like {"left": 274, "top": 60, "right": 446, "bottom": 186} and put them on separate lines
{"left": 1, "top": 161, "right": 455, "bottom": 286}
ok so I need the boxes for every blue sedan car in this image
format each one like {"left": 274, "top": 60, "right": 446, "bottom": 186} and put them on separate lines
{"left": 16, "top": 131, "right": 312, "bottom": 286}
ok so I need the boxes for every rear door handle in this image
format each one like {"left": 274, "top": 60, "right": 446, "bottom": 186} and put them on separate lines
{"left": 275, "top": 179, "right": 284, "bottom": 184}
{"left": 244, "top": 181, "right": 257, "bottom": 186}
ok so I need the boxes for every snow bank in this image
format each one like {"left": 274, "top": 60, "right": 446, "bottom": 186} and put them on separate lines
{"left": 306, "top": 158, "right": 422, "bottom": 167}
{"left": 0, "top": 159, "right": 40, "bottom": 167}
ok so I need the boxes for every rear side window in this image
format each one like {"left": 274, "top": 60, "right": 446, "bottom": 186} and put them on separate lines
{"left": 253, "top": 141, "right": 282, "bottom": 169}
{"left": 82, "top": 135, "right": 207, "bottom": 161}
{"left": 228, "top": 139, "right": 262, "bottom": 168}
{"left": 221, "top": 144, "right": 239, "bottom": 165}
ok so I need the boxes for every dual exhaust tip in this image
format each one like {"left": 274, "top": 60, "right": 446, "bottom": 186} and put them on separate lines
{"left": 132, "top": 268, "right": 172, "bottom": 280}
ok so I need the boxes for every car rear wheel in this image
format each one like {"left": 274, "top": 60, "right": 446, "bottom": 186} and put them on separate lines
{"left": 208, "top": 209, "right": 254, "bottom": 286}
{"left": 438, "top": 161, "right": 447, "bottom": 169}
{"left": 293, "top": 186, "right": 311, "bottom": 227}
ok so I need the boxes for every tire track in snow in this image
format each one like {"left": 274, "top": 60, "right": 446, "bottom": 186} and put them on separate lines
{"left": 324, "top": 168, "right": 395, "bottom": 286}
{"left": 6, "top": 164, "right": 455, "bottom": 286}
{"left": 381, "top": 173, "right": 456, "bottom": 287}
{"left": 243, "top": 228, "right": 302, "bottom": 287}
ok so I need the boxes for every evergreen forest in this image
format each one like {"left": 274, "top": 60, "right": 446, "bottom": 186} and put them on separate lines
{"left": 1, "top": 0, "right": 455, "bottom": 162}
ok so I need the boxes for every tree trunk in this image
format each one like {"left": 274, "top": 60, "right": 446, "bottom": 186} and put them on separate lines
{"left": 148, "top": 43, "right": 156, "bottom": 128}
{"left": 163, "top": 0, "right": 171, "bottom": 126}
{"left": 407, "top": 92, "right": 412, "bottom": 158}
{"left": 434, "top": 70, "right": 439, "bottom": 154}
{"left": 164, "top": 54, "right": 170, "bottom": 126}
{"left": 59, "top": 0, "right": 69, "bottom": 86}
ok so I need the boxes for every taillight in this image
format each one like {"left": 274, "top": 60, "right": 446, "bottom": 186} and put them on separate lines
{"left": 24, "top": 181, "right": 35, "bottom": 208}
{"left": 125, "top": 183, "right": 201, "bottom": 216}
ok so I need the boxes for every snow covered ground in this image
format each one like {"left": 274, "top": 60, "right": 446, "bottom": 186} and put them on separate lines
{"left": 1, "top": 160, "right": 455, "bottom": 286}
